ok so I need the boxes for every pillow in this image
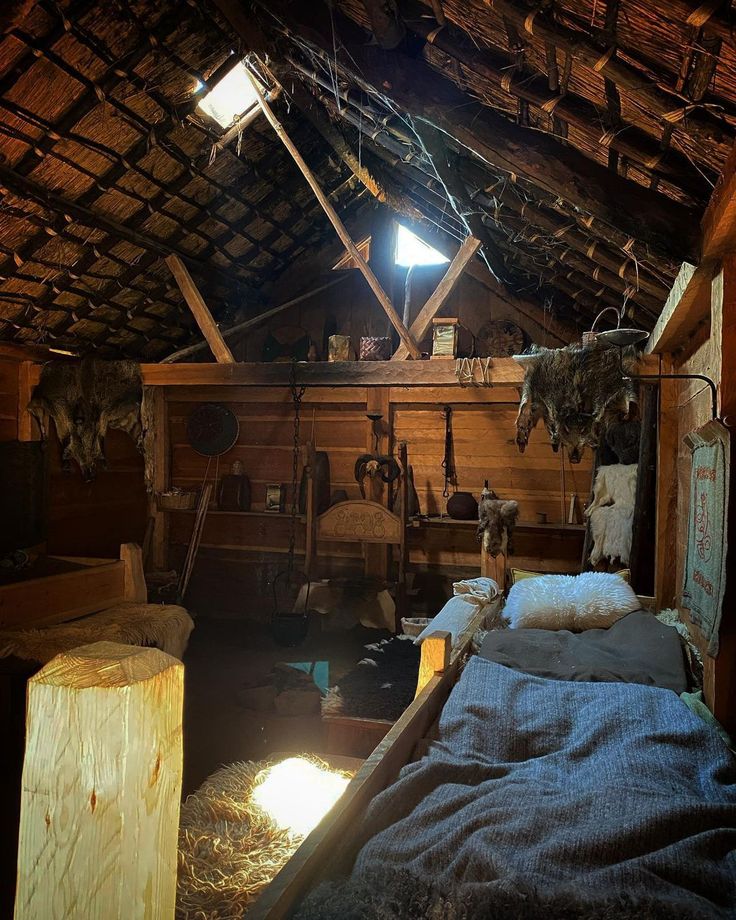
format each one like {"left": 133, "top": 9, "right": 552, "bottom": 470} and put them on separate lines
{"left": 479, "top": 610, "right": 687, "bottom": 693}
{"left": 503, "top": 571, "right": 640, "bottom": 631}
{"left": 510, "top": 567, "right": 630, "bottom": 585}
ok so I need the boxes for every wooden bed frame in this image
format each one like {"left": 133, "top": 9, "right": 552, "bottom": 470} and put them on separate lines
{"left": 0, "top": 543, "right": 146, "bottom": 630}
{"left": 251, "top": 588, "right": 657, "bottom": 919}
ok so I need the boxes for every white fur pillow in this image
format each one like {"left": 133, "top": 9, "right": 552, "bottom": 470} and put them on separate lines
{"left": 503, "top": 572, "right": 640, "bottom": 631}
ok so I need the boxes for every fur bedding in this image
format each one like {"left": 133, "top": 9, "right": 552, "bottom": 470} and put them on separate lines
{"left": 503, "top": 571, "right": 640, "bottom": 630}
{"left": 301, "top": 658, "right": 736, "bottom": 918}
{"left": 321, "top": 635, "right": 419, "bottom": 721}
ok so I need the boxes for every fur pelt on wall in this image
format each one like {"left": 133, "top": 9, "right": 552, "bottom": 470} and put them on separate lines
{"left": 515, "top": 343, "right": 637, "bottom": 463}
{"left": 477, "top": 498, "right": 519, "bottom": 557}
{"left": 28, "top": 358, "right": 147, "bottom": 483}
{"left": 585, "top": 463, "right": 638, "bottom": 565}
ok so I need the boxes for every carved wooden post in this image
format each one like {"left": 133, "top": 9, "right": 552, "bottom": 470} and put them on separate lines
{"left": 15, "top": 642, "right": 184, "bottom": 920}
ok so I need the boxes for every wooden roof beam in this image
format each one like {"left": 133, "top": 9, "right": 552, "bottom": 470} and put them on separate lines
{"left": 394, "top": 216, "right": 581, "bottom": 345}
{"left": 487, "top": 0, "right": 733, "bottom": 154}
{"left": 259, "top": 2, "right": 699, "bottom": 265}
{"left": 166, "top": 256, "right": 235, "bottom": 364}
{"left": 649, "top": 140, "right": 736, "bottom": 354}
{"left": 0, "top": 162, "right": 258, "bottom": 303}
{"left": 405, "top": 1, "right": 710, "bottom": 197}
{"left": 244, "top": 66, "right": 422, "bottom": 359}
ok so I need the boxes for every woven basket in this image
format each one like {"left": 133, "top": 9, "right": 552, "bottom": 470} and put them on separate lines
{"left": 359, "top": 336, "right": 391, "bottom": 361}
{"left": 156, "top": 490, "right": 198, "bottom": 511}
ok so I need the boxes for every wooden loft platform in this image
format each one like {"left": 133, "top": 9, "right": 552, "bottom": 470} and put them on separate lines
{"left": 22, "top": 355, "right": 658, "bottom": 389}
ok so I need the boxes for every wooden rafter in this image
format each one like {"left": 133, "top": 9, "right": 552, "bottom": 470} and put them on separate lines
{"left": 165, "top": 256, "right": 235, "bottom": 364}
{"left": 244, "top": 66, "right": 422, "bottom": 358}
{"left": 259, "top": 2, "right": 699, "bottom": 264}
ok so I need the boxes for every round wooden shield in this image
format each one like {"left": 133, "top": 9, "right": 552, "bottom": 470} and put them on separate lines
{"left": 186, "top": 403, "right": 239, "bottom": 457}
{"left": 475, "top": 320, "right": 527, "bottom": 357}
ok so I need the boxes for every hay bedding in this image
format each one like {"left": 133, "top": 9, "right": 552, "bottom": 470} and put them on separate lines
{"left": 176, "top": 757, "right": 352, "bottom": 920}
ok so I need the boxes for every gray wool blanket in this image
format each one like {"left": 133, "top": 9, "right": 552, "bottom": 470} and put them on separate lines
{"left": 300, "top": 657, "right": 736, "bottom": 919}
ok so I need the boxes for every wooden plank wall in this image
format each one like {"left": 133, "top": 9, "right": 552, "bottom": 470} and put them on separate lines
{"left": 233, "top": 268, "right": 570, "bottom": 363}
{"left": 0, "top": 357, "right": 19, "bottom": 441}
{"left": 45, "top": 429, "right": 148, "bottom": 558}
{"left": 165, "top": 383, "right": 590, "bottom": 615}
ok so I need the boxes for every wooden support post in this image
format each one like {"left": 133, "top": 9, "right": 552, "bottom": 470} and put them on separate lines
{"left": 367, "top": 205, "right": 398, "bottom": 337}
{"left": 655, "top": 355, "right": 679, "bottom": 610}
{"left": 165, "top": 254, "right": 235, "bottom": 364}
{"left": 120, "top": 542, "right": 147, "bottom": 602}
{"left": 415, "top": 630, "right": 451, "bottom": 697}
{"left": 15, "top": 642, "right": 183, "bottom": 920}
{"left": 150, "top": 388, "right": 170, "bottom": 572}
{"left": 243, "top": 67, "right": 421, "bottom": 359}
{"left": 17, "top": 361, "right": 38, "bottom": 441}
{"left": 392, "top": 235, "right": 482, "bottom": 360}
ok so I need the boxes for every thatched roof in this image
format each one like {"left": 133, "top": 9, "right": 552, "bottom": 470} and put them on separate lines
{"left": 1, "top": 0, "right": 734, "bottom": 358}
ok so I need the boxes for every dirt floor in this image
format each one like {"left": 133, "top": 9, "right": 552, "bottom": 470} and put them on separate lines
{"left": 182, "top": 614, "right": 390, "bottom": 795}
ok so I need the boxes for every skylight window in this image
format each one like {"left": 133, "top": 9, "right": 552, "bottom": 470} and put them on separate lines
{"left": 197, "top": 61, "right": 261, "bottom": 129}
{"left": 395, "top": 225, "right": 449, "bottom": 267}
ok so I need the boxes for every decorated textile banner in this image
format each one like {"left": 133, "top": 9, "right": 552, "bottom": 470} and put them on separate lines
{"left": 682, "top": 420, "right": 730, "bottom": 656}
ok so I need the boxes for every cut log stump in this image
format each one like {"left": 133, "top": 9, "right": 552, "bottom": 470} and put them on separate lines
{"left": 14, "top": 641, "right": 184, "bottom": 920}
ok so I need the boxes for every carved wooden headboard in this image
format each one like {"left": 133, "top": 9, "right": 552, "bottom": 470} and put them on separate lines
{"left": 316, "top": 499, "right": 403, "bottom": 544}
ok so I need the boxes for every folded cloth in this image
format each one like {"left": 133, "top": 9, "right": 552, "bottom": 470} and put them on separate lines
{"left": 452, "top": 577, "right": 499, "bottom": 606}
{"left": 479, "top": 609, "right": 687, "bottom": 694}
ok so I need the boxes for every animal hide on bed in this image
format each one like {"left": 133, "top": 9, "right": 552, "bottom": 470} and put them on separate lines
{"left": 28, "top": 359, "right": 153, "bottom": 486}
{"left": 477, "top": 498, "right": 519, "bottom": 557}
{"left": 515, "top": 343, "right": 637, "bottom": 463}
{"left": 585, "top": 463, "right": 638, "bottom": 565}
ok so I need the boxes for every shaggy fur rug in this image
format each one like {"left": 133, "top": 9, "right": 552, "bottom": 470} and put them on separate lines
{"left": 295, "top": 870, "right": 716, "bottom": 920}
{"left": 321, "top": 635, "right": 419, "bottom": 721}
{"left": 0, "top": 602, "right": 193, "bottom": 663}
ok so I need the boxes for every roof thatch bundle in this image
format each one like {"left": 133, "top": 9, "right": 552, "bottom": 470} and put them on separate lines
{"left": 0, "top": 0, "right": 734, "bottom": 358}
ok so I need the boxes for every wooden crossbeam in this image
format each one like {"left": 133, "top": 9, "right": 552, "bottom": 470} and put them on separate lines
{"left": 646, "top": 263, "right": 713, "bottom": 354}
{"left": 392, "top": 235, "right": 482, "bottom": 359}
{"left": 165, "top": 256, "right": 235, "bottom": 364}
{"left": 140, "top": 359, "right": 522, "bottom": 387}
{"left": 243, "top": 66, "right": 422, "bottom": 359}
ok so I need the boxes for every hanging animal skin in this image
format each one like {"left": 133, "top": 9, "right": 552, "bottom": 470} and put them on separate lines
{"left": 28, "top": 359, "right": 145, "bottom": 482}
{"left": 515, "top": 343, "right": 637, "bottom": 463}
{"left": 477, "top": 498, "right": 519, "bottom": 558}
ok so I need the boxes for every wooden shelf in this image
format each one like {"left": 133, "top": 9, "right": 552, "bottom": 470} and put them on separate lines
{"left": 411, "top": 517, "right": 586, "bottom": 534}
{"left": 164, "top": 509, "right": 306, "bottom": 521}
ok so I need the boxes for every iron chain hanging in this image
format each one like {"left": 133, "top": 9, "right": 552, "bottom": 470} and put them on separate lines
{"left": 287, "top": 359, "right": 306, "bottom": 577}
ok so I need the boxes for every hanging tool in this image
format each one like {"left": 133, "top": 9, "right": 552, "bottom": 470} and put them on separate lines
{"left": 441, "top": 405, "right": 457, "bottom": 498}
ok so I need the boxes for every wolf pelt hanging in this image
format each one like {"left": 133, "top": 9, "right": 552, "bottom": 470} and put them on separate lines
{"left": 477, "top": 498, "right": 519, "bottom": 558}
{"left": 28, "top": 359, "right": 154, "bottom": 486}
{"left": 515, "top": 343, "right": 637, "bottom": 463}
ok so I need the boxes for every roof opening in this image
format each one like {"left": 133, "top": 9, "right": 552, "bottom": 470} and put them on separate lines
{"left": 197, "top": 61, "right": 262, "bottom": 129}
{"left": 395, "top": 225, "right": 449, "bottom": 267}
